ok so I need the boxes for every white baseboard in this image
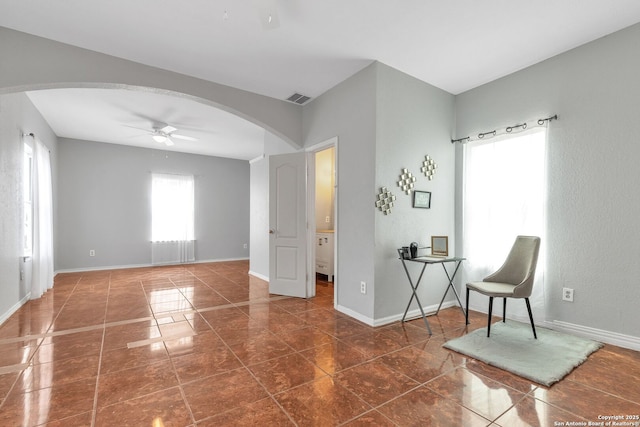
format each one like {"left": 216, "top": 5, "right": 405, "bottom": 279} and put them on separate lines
{"left": 248, "top": 271, "right": 269, "bottom": 282}
{"left": 0, "top": 293, "right": 31, "bottom": 326}
{"left": 372, "top": 301, "right": 458, "bottom": 327}
{"left": 55, "top": 257, "right": 250, "bottom": 274}
{"left": 543, "top": 319, "right": 640, "bottom": 351}
{"left": 334, "top": 302, "right": 640, "bottom": 351}
{"left": 466, "top": 304, "right": 640, "bottom": 351}
{"left": 55, "top": 263, "right": 153, "bottom": 274}
{"left": 334, "top": 300, "right": 458, "bottom": 328}
{"left": 190, "top": 257, "right": 249, "bottom": 264}
{"left": 335, "top": 304, "right": 375, "bottom": 326}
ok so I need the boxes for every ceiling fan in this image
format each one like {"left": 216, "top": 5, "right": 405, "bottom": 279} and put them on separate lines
{"left": 148, "top": 124, "right": 197, "bottom": 146}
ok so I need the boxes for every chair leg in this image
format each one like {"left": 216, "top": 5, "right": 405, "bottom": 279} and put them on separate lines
{"left": 525, "top": 298, "right": 537, "bottom": 339}
{"left": 503, "top": 298, "right": 507, "bottom": 322}
{"left": 465, "top": 287, "right": 470, "bottom": 325}
{"left": 487, "top": 297, "right": 494, "bottom": 337}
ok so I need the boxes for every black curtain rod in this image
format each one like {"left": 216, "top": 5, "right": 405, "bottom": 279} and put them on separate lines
{"left": 451, "top": 114, "right": 558, "bottom": 144}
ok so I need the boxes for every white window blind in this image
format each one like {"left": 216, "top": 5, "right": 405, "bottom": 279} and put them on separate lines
{"left": 151, "top": 173, "right": 195, "bottom": 242}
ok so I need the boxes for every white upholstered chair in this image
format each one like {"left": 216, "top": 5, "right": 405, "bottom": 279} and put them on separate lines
{"left": 465, "top": 235, "right": 541, "bottom": 338}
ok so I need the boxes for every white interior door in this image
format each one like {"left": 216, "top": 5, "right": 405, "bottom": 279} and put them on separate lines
{"left": 269, "top": 152, "right": 307, "bottom": 298}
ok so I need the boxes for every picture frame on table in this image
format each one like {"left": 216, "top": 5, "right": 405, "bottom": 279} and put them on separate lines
{"left": 431, "top": 236, "right": 448, "bottom": 257}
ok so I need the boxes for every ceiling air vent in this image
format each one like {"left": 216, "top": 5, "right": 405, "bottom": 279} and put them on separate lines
{"left": 286, "top": 93, "right": 311, "bottom": 105}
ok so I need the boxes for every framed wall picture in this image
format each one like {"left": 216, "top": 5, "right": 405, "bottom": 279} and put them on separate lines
{"left": 412, "top": 190, "right": 431, "bottom": 209}
{"left": 431, "top": 236, "right": 448, "bottom": 256}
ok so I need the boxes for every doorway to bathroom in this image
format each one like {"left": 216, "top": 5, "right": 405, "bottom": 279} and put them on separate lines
{"left": 308, "top": 139, "right": 337, "bottom": 306}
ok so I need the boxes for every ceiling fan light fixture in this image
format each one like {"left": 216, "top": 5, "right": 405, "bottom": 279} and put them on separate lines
{"left": 160, "top": 125, "right": 177, "bottom": 134}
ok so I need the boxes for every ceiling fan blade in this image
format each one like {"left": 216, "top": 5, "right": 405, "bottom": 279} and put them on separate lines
{"left": 125, "top": 133, "right": 150, "bottom": 139}
{"left": 122, "top": 124, "right": 151, "bottom": 132}
{"left": 160, "top": 125, "right": 177, "bottom": 134}
{"left": 171, "top": 134, "right": 197, "bottom": 141}
{"left": 165, "top": 137, "right": 175, "bottom": 146}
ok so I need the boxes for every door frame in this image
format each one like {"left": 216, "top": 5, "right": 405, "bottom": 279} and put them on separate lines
{"left": 305, "top": 136, "right": 338, "bottom": 302}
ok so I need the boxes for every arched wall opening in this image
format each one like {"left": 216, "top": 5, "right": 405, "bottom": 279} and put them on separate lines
{"left": 0, "top": 26, "right": 303, "bottom": 150}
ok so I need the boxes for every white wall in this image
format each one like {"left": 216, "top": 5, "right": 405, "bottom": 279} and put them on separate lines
{"left": 0, "top": 92, "right": 57, "bottom": 321}
{"left": 455, "top": 23, "right": 640, "bottom": 343}
{"left": 57, "top": 138, "right": 249, "bottom": 271}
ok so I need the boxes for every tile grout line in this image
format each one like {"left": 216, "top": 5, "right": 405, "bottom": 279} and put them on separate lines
{"left": 167, "top": 265, "right": 240, "bottom": 425}
{"left": 0, "top": 293, "right": 290, "bottom": 346}
{"left": 4, "top": 263, "right": 526, "bottom": 426}
{"left": 184, "top": 289, "right": 300, "bottom": 426}
{"left": 0, "top": 274, "right": 84, "bottom": 416}
{"left": 90, "top": 270, "right": 116, "bottom": 427}
{"left": 160, "top": 313, "right": 198, "bottom": 425}
{"left": 126, "top": 330, "right": 198, "bottom": 349}
{"left": 158, "top": 266, "right": 205, "bottom": 424}
{"left": 8, "top": 266, "right": 636, "bottom": 427}
{"left": 28, "top": 293, "right": 286, "bottom": 345}
{"left": 208, "top": 292, "right": 392, "bottom": 426}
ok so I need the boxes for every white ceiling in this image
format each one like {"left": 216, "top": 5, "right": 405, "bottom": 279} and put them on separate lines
{"left": 25, "top": 88, "right": 267, "bottom": 160}
{"left": 3, "top": 0, "right": 640, "bottom": 159}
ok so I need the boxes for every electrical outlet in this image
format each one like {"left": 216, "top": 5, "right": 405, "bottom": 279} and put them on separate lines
{"left": 562, "top": 287, "right": 574, "bottom": 302}
{"left": 89, "top": 249, "right": 95, "bottom": 257}
{"left": 325, "top": 216, "right": 330, "bottom": 223}
{"left": 360, "top": 281, "right": 366, "bottom": 294}
{"left": 243, "top": 243, "right": 248, "bottom": 249}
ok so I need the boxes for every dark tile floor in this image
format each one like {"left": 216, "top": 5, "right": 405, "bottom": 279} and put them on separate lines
{"left": 0, "top": 261, "right": 638, "bottom": 426}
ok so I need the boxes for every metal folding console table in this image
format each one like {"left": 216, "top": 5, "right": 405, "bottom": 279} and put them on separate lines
{"left": 397, "top": 249, "right": 466, "bottom": 335}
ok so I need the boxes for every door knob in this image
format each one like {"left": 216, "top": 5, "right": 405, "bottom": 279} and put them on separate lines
{"left": 269, "top": 229, "right": 275, "bottom": 234}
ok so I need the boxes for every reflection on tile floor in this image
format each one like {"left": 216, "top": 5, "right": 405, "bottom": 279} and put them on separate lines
{"left": 1, "top": 262, "right": 639, "bottom": 426}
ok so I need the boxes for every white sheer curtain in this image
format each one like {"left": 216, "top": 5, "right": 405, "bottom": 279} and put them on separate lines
{"left": 151, "top": 173, "right": 195, "bottom": 264}
{"left": 31, "top": 138, "right": 54, "bottom": 300}
{"left": 151, "top": 173, "right": 194, "bottom": 241}
{"left": 461, "top": 128, "right": 546, "bottom": 322}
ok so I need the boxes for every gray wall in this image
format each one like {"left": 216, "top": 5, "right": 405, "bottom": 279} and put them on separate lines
{"left": 0, "top": 92, "right": 57, "bottom": 320}
{"left": 374, "top": 63, "right": 456, "bottom": 321}
{"left": 302, "top": 62, "right": 456, "bottom": 324}
{"left": 57, "top": 138, "right": 249, "bottom": 271}
{"left": 249, "top": 131, "right": 295, "bottom": 280}
{"left": 303, "top": 63, "right": 378, "bottom": 319}
{"left": 455, "top": 23, "right": 640, "bottom": 341}
{"left": 249, "top": 155, "right": 269, "bottom": 280}
{"left": 3, "top": 21, "right": 639, "bottom": 346}
{"left": 0, "top": 26, "right": 302, "bottom": 148}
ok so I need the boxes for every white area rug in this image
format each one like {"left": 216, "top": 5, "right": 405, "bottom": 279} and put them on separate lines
{"left": 443, "top": 321, "right": 603, "bottom": 386}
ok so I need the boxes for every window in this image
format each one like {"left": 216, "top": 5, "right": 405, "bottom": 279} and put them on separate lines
{"left": 23, "top": 144, "right": 33, "bottom": 256}
{"left": 151, "top": 173, "right": 195, "bottom": 242}
{"left": 462, "top": 129, "right": 546, "bottom": 319}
